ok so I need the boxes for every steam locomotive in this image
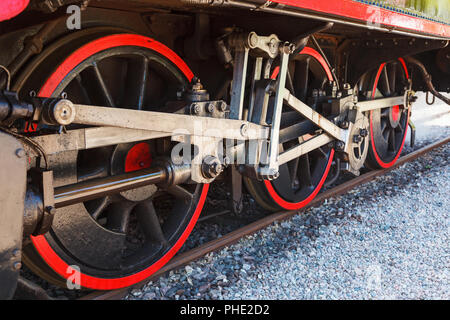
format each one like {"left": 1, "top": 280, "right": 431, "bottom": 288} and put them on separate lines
{"left": 0, "top": 0, "right": 449, "bottom": 298}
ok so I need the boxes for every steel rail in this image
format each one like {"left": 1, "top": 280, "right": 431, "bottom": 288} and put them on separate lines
{"left": 80, "top": 137, "right": 449, "bottom": 300}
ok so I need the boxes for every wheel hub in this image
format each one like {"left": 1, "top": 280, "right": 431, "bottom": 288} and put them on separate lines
{"left": 388, "top": 105, "right": 401, "bottom": 128}
{"left": 112, "top": 142, "right": 157, "bottom": 202}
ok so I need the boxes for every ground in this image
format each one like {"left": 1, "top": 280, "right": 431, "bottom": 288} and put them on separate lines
{"left": 126, "top": 92, "right": 450, "bottom": 300}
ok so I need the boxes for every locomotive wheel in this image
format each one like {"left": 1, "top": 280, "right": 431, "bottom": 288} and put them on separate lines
{"left": 245, "top": 47, "right": 334, "bottom": 211}
{"left": 364, "top": 58, "right": 410, "bottom": 169}
{"left": 19, "top": 32, "right": 209, "bottom": 290}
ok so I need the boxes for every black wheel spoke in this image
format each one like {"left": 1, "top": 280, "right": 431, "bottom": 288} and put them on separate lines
{"left": 382, "top": 125, "right": 390, "bottom": 140}
{"left": 92, "top": 61, "right": 115, "bottom": 107}
{"left": 380, "top": 120, "right": 388, "bottom": 133}
{"left": 382, "top": 65, "right": 391, "bottom": 96}
{"left": 78, "top": 166, "right": 108, "bottom": 182}
{"left": 294, "top": 58, "right": 310, "bottom": 101}
{"left": 389, "top": 128, "right": 396, "bottom": 151}
{"left": 317, "top": 147, "right": 327, "bottom": 158}
{"left": 91, "top": 196, "right": 112, "bottom": 220}
{"left": 75, "top": 74, "right": 92, "bottom": 104}
{"left": 136, "top": 200, "right": 167, "bottom": 246}
{"left": 389, "top": 63, "right": 397, "bottom": 94}
{"left": 286, "top": 68, "right": 296, "bottom": 97}
{"left": 123, "top": 56, "right": 149, "bottom": 110}
{"left": 106, "top": 201, "right": 134, "bottom": 233}
{"left": 166, "top": 185, "right": 194, "bottom": 203}
{"left": 298, "top": 154, "right": 313, "bottom": 187}
{"left": 287, "top": 157, "right": 300, "bottom": 188}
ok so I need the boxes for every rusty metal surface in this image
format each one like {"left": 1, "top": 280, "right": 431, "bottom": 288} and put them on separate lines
{"left": 80, "top": 136, "right": 450, "bottom": 300}
{"left": 0, "top": 132, "right": 27, "bottom": 300}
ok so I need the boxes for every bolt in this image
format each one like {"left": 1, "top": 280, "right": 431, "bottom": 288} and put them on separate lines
{"left": 207, "top": 103, "right": 215, "bottom": 113}
{"left": 340, "top": 120, "right": 349, "bottom": 129}
{"left": 13, "top": 262, "right": 22, "bottom": 270}
{"left": 353, "top": 135, "right": 362, "bottom": 143}
{"left": 335, "top": 141, "right": 345, "bottom": 151}
{"left": 202, "top": 156, "right": 223, "bottom": 179}
{"left": 223, "top": 156, "right": 231, "bottom": 166}
{"left": 192, "top": 103, "right": 201, "bottom": 115}
{"left": 15, "top": 148, "right": 26, "bottom": 158}
{"left": 46, "top": 206, "right": 57, "bottom": 215}
{"left": 268, "top": 169, "right": 280, "bottom": 180}
{"left": 12, "top": 249, "right": 20, "bottom": 257}
{"left": 211, "top": 162, "right": 223, "bottom": 175}
{"left": 219, "top": 101, "right": 228, "bottom": 112}
{"left": 359, "top": 128, "right": 368, "bottom": 137}
{"left": 139, "top": 162, "right": 145, "bottom": 167}
{"left": 240, "top": 124, "right": 248, "bottom": 137}
{"left": 249, "top": 32, "right": 259, "bottom": 48}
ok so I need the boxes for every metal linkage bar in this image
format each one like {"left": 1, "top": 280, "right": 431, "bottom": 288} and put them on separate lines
{"left": 27, "top": 127, "right": 170, "bottom": 157}
{"left": 56, "top": 102, "right": 269, "bottom": 141}
{"left": 282, "top": 88, "right": 346, "bottom": 141}
{"left": 229, "top": 48, "right": 249, "bottom": 120}
{"left": 263, "top": 45, "right": 292, "bottom": 177}
{"left": 356, "top": 96, "right": 405, "bottom": 113}
{"left": 278, "top": 133, "right": 334, "bottom": 165}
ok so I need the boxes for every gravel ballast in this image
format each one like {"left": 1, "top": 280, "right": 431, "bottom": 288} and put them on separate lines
{"left": 127, "top": 143, "right": 449, "bottom": 300}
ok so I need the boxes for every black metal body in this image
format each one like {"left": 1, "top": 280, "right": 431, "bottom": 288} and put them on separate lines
{"left": 0, "top": 132, "right": 27, "bottom": 300}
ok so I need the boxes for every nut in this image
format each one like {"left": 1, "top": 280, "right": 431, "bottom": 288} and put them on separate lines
{"left": 207, "top": 103, "right": 215, "bottom": 113}
{"left": 191, "top": 103, "right": 201, "bottom": 115}
{"left": 240, "top": 124, "right": 248, "bottom": 137}
{"left": 202, "top": 156, "right": 224, "bottom": 179}
{"left": 359, "top": 128, "right": 368, "bottom": 137}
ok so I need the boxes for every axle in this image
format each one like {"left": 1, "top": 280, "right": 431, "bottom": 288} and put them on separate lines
{"left": 54, "top": 167, "right": 168, "bottom": 208}
{"left": 23, "top": 159, "right": 193, "bottom": 237}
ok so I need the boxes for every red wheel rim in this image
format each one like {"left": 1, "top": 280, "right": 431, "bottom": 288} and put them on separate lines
{"left": 29, "top": 34, "right": 208, "bottom": 290}
{"left": 265, "top": 47, "right": 335, "bottom": 210}
{"left": 368, "top": 58, "right": 410, "bottom": 169}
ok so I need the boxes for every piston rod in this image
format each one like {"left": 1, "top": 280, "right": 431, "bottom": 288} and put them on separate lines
{"left": 53, "top": 167, "right": 167, "bottom": 208}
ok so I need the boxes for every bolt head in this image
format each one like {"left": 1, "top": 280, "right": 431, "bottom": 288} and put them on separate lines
{"left": 13, "top": 262, "right": 22, "bottom": 270}
{"left": 192, "top": 103, "right": 201, "bottom": 115}
{"left": 340, "top": 121, "right": 349, "bottom": 129}
{"left": 359, "top": 128, "right": 368, "bottom": 137}
{"left": 15, "top": 148, "right": 26, "bottom": 158}
{"left": 219, "top": 102, "right": 228, "bottom": 112}
{"left": 46, "top": 206, "right": 57, "bottom": 215}
{"left": 336, "top": 141, "right": 345, "bottom": 150}
{"left": 223, "top": 156, "right": 231, "bottom": 166}
{"left": 207, "top": 103, "right": 215, "bottom": 113}
{"left": 249, "top": 32, "right": 259, "bottom": 48}
{"left": 353, "top": 135, "right": 362, "bottom": 143}
{"left": 240, "top": 124, "right": 248, "bottom": 137}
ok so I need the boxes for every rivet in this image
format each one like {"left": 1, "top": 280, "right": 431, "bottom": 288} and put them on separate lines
{"left": 15, "top": 148, "right": 26, "bottom": 158}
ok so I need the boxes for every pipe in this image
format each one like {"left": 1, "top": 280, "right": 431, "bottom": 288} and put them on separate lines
{"left": 405, "top": 56, "right": 450, "bottom": 106}
{"left": 54, "top": 167, "right": 167, "bottom": 208}
{"left": 180, "top": 0, "right": 449, "bottom": 41}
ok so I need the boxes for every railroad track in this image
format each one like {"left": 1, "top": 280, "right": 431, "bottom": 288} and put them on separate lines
{"left": 73, "top": 136, "right": 448, "bottom": 300}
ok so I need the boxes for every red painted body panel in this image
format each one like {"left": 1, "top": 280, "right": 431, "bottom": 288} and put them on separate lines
{"left": 272, "top": 0, "right": 450, "bottom": 38}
